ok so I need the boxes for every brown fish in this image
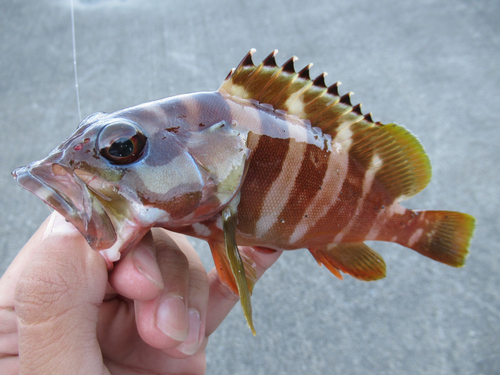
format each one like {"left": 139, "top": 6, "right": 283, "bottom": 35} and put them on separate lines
{"left": 12, "top": 50, "right": 475, "bottom": 333}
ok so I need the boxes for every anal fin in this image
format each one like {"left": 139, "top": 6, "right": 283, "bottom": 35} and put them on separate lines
{"left": 309, "top": 242, "right": 386, "bottom": 281}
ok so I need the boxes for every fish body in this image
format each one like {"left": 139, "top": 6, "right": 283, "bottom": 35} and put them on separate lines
{"left": 13, "top": 50, "right": 475, "bottom": 333}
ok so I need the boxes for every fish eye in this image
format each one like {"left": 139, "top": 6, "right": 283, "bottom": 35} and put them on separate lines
{"left": 97, "top": 121, "right": 147, "bottom": 165}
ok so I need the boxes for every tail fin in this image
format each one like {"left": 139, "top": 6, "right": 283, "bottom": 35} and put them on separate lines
{"left": 404, "top": 211, "right": 475, "bottom": 267}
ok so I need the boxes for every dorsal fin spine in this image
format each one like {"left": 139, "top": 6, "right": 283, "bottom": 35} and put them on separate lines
{"left": 298, "top": 63, "right": 313, "bottom": 80}
{"left": 313, "top": 73, "right": 328, "bottom": 88}
{"left": 263, "top": 50, "right": 279, "bottom": 67}
{"left": 282, "top": 56, "right": 297, "bottom": 73}
{"left": 364, "top": 113, "right": 374, "bottom": 123}
{"left": 340, "top": 92, "right": 353, "bottom": 106}
{"left": 261, "top": 56, "right": 299, "bottom": 105}
{"left": 224, "top": 68, "right": 236, "bottom": 81}
{"left": 327, "top": 82, "right": 341, "bottom": 96}
{"left": 352, "top": 103, "right": 363, "bottom": 115}
{"left": 240, "top": 49, "right": 256, "bottom": 67}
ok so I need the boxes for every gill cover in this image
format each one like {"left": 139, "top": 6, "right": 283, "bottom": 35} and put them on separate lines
{"left": 152, "top": 120, "right": 250, "bottom": 225}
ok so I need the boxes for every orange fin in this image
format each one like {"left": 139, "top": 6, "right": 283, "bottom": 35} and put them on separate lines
{"left": 309, "top": 243, "right": 386, "bottom": 281}
{"left": 209, "top": 241, "right": 257, "bottom": 295}
{"left": 219, "top": 50, "right": 431, "bottom": 201}
{"left": 402, "top": 211, "right": 475, "bottom": 267}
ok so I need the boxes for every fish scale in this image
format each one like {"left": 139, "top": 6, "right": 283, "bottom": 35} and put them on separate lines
{"left": 13, "top": 49, "right": 475, "bottom": 334}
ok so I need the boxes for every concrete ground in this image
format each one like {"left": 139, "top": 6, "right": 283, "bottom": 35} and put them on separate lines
{"left": 1, "top": 0, "right": 499, "bottom": 374}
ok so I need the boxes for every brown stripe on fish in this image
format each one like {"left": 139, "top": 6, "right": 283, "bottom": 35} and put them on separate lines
{"left": 237, "top": 134, "right": 291, "bottom": 237}
{"left": 334, "top": 152, "right": 385, "bottom": 241}
{"left": 253, "top": 139, "right": 308, "bottom": 241}
{"left": 288, "top": 124, "right": 357, "bottom": 246}
{"left": 340, "top": 175, "right": 396, "bottom": 243}
{"left": 288, "top": 139, "right": 350, "bottom": 245}
{"left": 299, "top": 154, "right": 366, "bottom": 245}
{"left": 136, "top": 185, "right": 203, "bottom": 219}
{"left": 265, "top": 142, "right": 330, "bottom": 243}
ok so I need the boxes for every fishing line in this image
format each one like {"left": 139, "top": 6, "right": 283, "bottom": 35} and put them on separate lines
{"left": 70, "top": 0, "right": 82, "bottom": 121}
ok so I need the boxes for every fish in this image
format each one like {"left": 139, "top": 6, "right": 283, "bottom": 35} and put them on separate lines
{"left": 12, "top": 49, "right": 475, "bottom": 334}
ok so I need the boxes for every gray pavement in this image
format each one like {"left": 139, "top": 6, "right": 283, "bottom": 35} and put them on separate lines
{"left": 1, "top": 0, "right": 499, "bottom": 374}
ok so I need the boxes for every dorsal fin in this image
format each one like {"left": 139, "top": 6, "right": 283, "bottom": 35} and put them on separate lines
{"left": 219, "top": 50, "right": 431, "bottom": 200}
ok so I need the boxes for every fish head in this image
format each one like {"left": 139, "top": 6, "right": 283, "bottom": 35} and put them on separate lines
{"left": 13, "top": 101, "right": 249, "bottom": 261}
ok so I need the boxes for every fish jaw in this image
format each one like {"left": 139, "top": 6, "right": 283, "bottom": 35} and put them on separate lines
{"left": 12, "top": 160, "right": 118, "bottom": 251}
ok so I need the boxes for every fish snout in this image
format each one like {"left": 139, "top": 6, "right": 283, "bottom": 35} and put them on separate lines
{"left": 12, "top": 161, "right": 117, "bottom": 250}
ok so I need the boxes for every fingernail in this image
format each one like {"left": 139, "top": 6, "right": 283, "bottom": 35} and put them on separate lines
{"left": 43, "top": 212, "right": 80, "bottom": 241}
{"left": 177, "top": 309, "right": 202, "bottom": 355}
{"left": 132, "top": 245, "right": 165, "bottom": 290}
{"left": 156, "top": 295, "right": 188, "bottom": 341}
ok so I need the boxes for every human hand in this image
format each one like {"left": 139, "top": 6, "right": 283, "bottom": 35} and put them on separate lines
{"left": 0, "top": 212, "right": 282, "bottom": 374}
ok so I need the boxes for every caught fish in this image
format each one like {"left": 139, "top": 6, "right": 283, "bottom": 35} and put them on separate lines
{"left": 12, "top": 50, "right": 475, "bottom": 334}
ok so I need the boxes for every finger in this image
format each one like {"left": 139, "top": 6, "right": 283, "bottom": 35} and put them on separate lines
{"left": 134, "top": 229, "right": 209, "bottom": 357}
{"left": 109, "top": 231, "right": 165, "bottom": 301}
{"left": 14, "top": 213, "right": 109, "bottom": 374}
{"left": 134, "top": 229, "right": 191, "bottom": 349}
{"left": 167, "top": 231, "right": 209, "bottom": 357}
{"left": 205, "top": 247, "right": 283, "bottom": 336}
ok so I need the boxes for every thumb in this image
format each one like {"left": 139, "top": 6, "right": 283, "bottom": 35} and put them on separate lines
{"left": 15, "top": 213, "right": 109, "bottom": 375}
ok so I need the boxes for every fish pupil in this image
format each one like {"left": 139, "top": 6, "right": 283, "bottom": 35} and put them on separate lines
{"left": 109, "top": 137, "right": 134, "bottom": 157}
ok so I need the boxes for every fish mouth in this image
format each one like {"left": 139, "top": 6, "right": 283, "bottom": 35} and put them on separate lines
{"left": 12, "top": 162, "right": 117, "bottom": 250}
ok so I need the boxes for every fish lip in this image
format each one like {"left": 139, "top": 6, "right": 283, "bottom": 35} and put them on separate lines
{"left": 12, "top": 163, "right": 117, "bottom": 250}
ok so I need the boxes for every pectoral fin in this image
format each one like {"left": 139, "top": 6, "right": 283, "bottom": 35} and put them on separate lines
{"left": 309, "top": 242, "right": 386, "bottom": 281}
{"left": 221, "top": 206, "right": 256, "bottom": 335}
